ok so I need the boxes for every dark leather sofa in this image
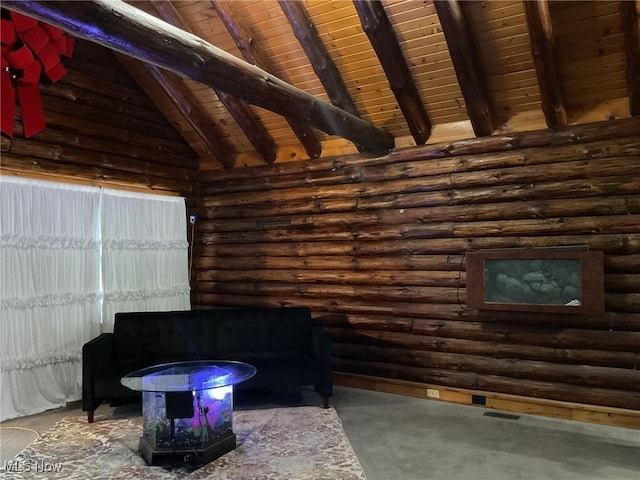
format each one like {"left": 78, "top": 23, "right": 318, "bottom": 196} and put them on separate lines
{"left": 82, "top": 306, "right": 332, "bottom": 422}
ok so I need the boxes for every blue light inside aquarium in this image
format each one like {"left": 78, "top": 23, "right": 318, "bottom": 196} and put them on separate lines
{"left": 202, "top": 385, "right": 232, "bottom": 401}
{"left": 141, "top": 365, "right": 238, "bottom": 391}
{"left": 191, "top": 366, "right": 233, "bottom": 389}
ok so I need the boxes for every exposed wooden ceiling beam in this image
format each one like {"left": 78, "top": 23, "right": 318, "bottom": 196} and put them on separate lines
{"left": 278, "top": 0, "right": 361, "bottom": 120}
{"left": 215, "top": 90, "right": 278, "bottom": 165}
{"left": 145, "top": 0, "right": 277, "bottom": 165}
{"left": 2, "top": 0, "right": 394, "bottom": 154}
{"left": 353, "top": 0, "right": 431, "bottom": 145}
{"left": 522, "top": 0, "right": 568, "bottom": 128}
{"left": 621, "top": 0, "right": 640, "bottom": 116}
{"left": 434, "top": 0, "right": 494, "bottom": 137}
{"left": 211, "top": 0, "right": 321, "bottom": 159}
{"left": 144, "top": 64, "right": 235, "bottom": 169}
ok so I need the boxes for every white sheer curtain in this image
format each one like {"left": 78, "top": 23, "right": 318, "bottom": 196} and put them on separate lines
{"left": 1, "top": 178, "right": 190, "bottom": 421}
{"left": 0, "top": 177, "right": 102, "bottom": 421}
{"left": 100, "top": 190, "right": 190, "bottom": 333}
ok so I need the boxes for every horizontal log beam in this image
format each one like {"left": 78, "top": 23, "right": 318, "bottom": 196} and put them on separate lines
{"left": 0, "top": 153, "right": 193, "bottom": 193}
{"left": 194, "top": 277, "right": 640, "bottom": 314}
{"left": 331, "top": 343, "right": 640, "bottom": 390}
{"left": 8, "top": 136, "right": 194, "bottom": 181}
{"left": 478, "top": 375, "right": 640, "bottom": 411}
{"left": 195, "top": 175, "right": 639, "bottom": 219}
{"left": 606, "top": 254, "right": 640, "bottom": 273}
{"left": 41, "top": 92, "right": 184, "bottom": 142}
{"left": 192, "top": 292, "right": 640, "bottom": 330}
{"left": 332, "top": 363, "right": 640, "bottom": 411}
{"left": 61, "top": 69, "right": 160, "bottom": 112}
{"left": 196, "top": 281, "right": 461, "bottom": 304}
{"left": 65, "top": 54, "right": 141, "bottom": 90}
{"left": 198, "top": 155, "right": 640, "bottom": 205}
{"left": 333, "top": 373, "right": 640, "bottom": 429}
{"left": 195, "top": 254, "right": 464, "bottom": 272}
{"left": 606, "top": 274, "right": 640, "bottom": 292}
{"left": 404, "top": 117, "right": 640, "bottom": 161}
{"left": 3, "top": 0, "right": 394, "bottom": 153}
{"left": 476, "top": 311, "right": 640, "bottom": 330}
{"left": 197, "top": 268, "right": 463, "bottom": 287}
{"left": 321, "top": 310, "right": 640, "bottom": 332}
{"left": 606, "top": 293, "right": 640, "bottom": 312}
{"left": 194, "top": 118, "right": 640, "bottom": 186}
{"left": 24, "top": 108, "right": 193, "bottom": 157}
{"left": 194, "top": 233, "right": 640, "bottom": 255}
{"left": 39, "top": 78, "right": 168, "bottom": 128}
{"left": 195, "top": 196, "right": 636, "bottom": 233}
{"left": 12, "top": 122, "right": 197, "bottom": 169}
{"left": 412, "top": 320, "right": 640, "bottom": 352}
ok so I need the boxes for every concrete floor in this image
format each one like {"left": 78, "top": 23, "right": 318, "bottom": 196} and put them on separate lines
{"left": 1, "top": 386, "right": 639, "bottom": 479}
{"left": 332, "top": 387, "right": 640, "bottom": 480}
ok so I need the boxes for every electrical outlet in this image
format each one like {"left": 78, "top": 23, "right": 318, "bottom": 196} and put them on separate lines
{"left": 189, "top": 215, "right": 197, "bottom": 225}
{"left": 426, "top": 388, "right": 440, "bottom": 399}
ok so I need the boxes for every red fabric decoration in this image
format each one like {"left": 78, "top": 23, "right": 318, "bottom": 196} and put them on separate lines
{"left": 1, "top": 9, "right": 75, "bottom": 138}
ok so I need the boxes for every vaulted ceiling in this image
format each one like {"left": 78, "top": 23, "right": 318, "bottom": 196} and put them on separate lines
{"left": 5, "top": 0, "right": 639, "bottom": 170}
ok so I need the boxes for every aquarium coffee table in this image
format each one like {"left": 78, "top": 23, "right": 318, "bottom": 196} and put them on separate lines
{"left": 121, "top": 360, "right": 256, "bottom": 467}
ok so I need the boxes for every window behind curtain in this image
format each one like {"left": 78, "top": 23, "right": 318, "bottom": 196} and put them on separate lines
{"left": 100, "top": 189, "right": 190, "bottom": 333}
{"left": 0, "top": 177, "right": 190, "bottom": 421}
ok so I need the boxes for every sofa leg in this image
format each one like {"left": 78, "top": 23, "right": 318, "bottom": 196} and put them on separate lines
{"left": 87, "top": 410, "right": 94, "bottom": 423}
{"left": 322, "top": 397, "right": 329, "bottom": 409}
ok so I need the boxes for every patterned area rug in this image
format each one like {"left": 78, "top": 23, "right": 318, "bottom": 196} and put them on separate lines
{"left": 3, "top": 407, "right": 366, "bottom": 479}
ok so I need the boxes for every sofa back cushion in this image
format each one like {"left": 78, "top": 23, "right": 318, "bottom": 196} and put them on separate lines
{"left": 112, "top": 307, "right": 313, "bottom": 365}
{"left": 214, "top": 307, "right": 312, "bottom": 361}
{"left": 113, "top": 310, "right": 217, "bottom": 361}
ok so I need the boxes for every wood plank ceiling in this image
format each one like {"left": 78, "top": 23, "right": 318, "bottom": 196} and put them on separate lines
{"left": 5, "top": 0, "right": 639, "bottom": 170}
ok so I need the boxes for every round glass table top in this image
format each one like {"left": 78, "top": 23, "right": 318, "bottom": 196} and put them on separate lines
{"left": 121, "top": 360, "right": 256, "bottom": 393}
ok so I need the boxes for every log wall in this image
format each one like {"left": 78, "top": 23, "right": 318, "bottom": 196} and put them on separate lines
{"left": 0, "top": 40, "right": 198, "bottom": 195}
{"left": 192, "top": 117, "right": 640, "bottom": 411}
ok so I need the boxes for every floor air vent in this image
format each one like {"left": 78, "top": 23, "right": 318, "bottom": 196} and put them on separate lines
{"left": 483, "top": 411, "right": 521, "bottom": 420}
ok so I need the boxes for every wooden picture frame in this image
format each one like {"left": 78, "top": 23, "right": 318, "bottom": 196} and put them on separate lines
{"left": 466, "top": 249, "right": 604, "bottom": 314}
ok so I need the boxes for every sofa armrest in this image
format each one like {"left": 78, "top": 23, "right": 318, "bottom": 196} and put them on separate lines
{"left": 311, "top": 324, "right": 333, "bottom": 399}
{"left": 82, "top": 333, "right": 114, "bottom": 413}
